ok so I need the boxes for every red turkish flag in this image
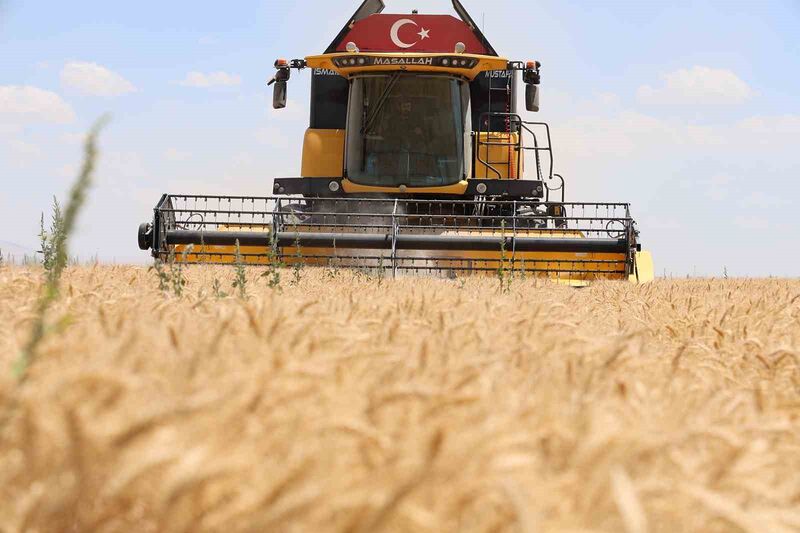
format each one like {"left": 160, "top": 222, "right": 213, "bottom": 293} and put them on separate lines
{"left": 335, "top": 14, "right": 489, "bottom": 54}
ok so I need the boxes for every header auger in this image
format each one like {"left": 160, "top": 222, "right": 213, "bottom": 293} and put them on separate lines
{"left": 138, "top": 0, "right": 654, "bottom": 284}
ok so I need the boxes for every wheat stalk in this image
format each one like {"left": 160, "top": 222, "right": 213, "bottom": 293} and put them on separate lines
{"left": 13, "top": 116, "right": 109, "bottom": 382}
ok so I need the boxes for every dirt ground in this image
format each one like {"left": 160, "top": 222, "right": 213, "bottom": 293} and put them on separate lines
{"left": 0, "top": 265, "right": 798, "bottom": 532}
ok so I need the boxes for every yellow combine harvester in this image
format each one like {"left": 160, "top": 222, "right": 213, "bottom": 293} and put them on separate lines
{"left": 137, "top": 0, "right": 653, "bottom": 284}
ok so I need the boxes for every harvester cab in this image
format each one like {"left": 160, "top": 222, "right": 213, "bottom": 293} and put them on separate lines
{"left": 138, "top": 0, "right": 654, "bottom": 284}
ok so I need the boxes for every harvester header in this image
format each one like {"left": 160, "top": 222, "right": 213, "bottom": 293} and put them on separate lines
{"left": 137, "top": 0, "right": 654, "bottom": 284}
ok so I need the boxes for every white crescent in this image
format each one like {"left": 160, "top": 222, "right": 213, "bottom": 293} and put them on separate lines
{"left": 390, "top": 18, "right": 418, "bottom": 49}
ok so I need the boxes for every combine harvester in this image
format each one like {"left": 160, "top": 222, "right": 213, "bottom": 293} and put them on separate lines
{"left": 137, "top": 0, "right": 653, "bottom": 284}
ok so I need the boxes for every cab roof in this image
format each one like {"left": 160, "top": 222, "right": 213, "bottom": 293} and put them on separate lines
{"left": 325, "top": 0, "right": 498, "bottom": 56}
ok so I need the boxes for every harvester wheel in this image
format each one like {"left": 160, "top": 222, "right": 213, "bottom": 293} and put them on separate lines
{"left": 138, "top": 223, "right": 153, "bottom": 250}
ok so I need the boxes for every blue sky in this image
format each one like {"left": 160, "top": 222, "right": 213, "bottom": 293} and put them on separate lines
{"left": 1, "top": 0, "right": 798, "bottom": 276}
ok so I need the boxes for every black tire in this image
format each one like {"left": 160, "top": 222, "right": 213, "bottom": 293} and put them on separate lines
{"left": 138, "top": 223, "right": 152, "bottom": 250}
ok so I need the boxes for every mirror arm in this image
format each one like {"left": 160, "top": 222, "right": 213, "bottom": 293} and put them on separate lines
{"left": 267, "top": 58, "right": 306, "bottom": 86}
{"left": 523, "top": 60, "right": 541, "bottom": 85}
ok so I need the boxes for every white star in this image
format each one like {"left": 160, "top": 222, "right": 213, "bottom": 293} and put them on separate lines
{"left": 417, "top": 28, "right": 430, "bottom": 40}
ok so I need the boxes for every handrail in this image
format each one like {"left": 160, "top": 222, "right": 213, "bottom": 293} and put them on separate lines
{"left": 474, "top": 113, "right": 561, "bottom": 192}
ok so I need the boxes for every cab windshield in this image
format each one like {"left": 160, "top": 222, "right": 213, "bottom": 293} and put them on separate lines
{"left": 346, "top": 74, "right": 470, "bottom": 187}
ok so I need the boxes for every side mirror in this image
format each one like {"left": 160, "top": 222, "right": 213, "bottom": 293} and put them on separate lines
{"left": 525, "top": 84, "right": 540, "bottom": 112}
{"left": 273, "top": 80, "right": 287, "bottom": 109}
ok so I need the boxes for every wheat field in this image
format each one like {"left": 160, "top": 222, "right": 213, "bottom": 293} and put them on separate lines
{"left": 0, "top": 265, "right": 798, "bottom": 532}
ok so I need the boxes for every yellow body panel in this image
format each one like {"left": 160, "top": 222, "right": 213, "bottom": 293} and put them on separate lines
{"left": 176, "top": 243, "right": 631, "bottom": 282}
{"left": 305, "top": 53, "right": 509, "bottom": 81}
{"left": 341, "top": 179, "right": 469, "bottom": 195}
{"left": 301, "top": 129, "right": 344, "bottom": 177}
{"left": 474, "top": 132, "right": 522, "bottom": 179}
{"left": 630, "top": 250, "right": 654, "bottom": 283}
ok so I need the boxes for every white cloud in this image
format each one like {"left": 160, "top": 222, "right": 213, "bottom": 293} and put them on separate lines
{"left": 61, "top": 61, "right": 137, "bottom": 96}
{"left": 737, "top": 114, "right": 800, "bottom": 140}
{"left": 0, "top": 121, "right": 43, "bottom": 168}
{"left": 595, "top": 91, "right": 621, "bottom": 108}
{"left": 525, "top": 85, "right": 800, "bottom": 224}
{"left": 96, "top": 151, "right": 148, "bottom": 186}
{"left": 637, "top": 66, "right": 753, "bottom": 105}
{"left": 255, "top": 126, "right": 293, "bottom": 151}
{"left": 641, "top": 216, "right": 683, "bottom": 231}
{"left": 4, "top": 140, "right": 43, "bottom": 169}
{"left": 266, "top": 97, "right": 305, "bottom": 122}
{"left": 9, "top": 140, "right": 42, "bottom": 158}
{"left": 60, "top": 132, "right": 85, "bottom": 145}
{"left": 179, "top": 71, "right": 241, "bottom": 88}
{"left": 683, "top": 124, "right": 726, "bottom": 146}
{"left": 57, "top": 163, "right": 78, "bottom": 179}
{"left": 739, "top": 191, "right": 787, "bottom": 209}
{"left": 232, "top": 152, "right": 254, "bottom": 167}
{"left": 546, "top": 107, "right": 800, "bottom": 167}
{"left": 0, "top": 85, "right": 76, "bottom": 123}
{"left": 734, "top": 215, "right": 770, "bottom": 230}
{"left": 0, "top": 124, "right": 22, "bottom": 137}
{"left": 704, "top": 174, "right": 732, "bottom": 202}
{"left": 548, "top": 110, "right": 684, "bottom": 159}
{"left": 164, "top": 147, "right": 191, "bottom": 162}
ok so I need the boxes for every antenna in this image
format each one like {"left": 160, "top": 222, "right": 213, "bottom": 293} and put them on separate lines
{"left": 450, "top": 0, "right": 498, "bottom": 55}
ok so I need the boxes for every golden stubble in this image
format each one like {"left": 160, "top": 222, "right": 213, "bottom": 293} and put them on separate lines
{"left": 0, "top": 265, "right": 798, "bottom": 532}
